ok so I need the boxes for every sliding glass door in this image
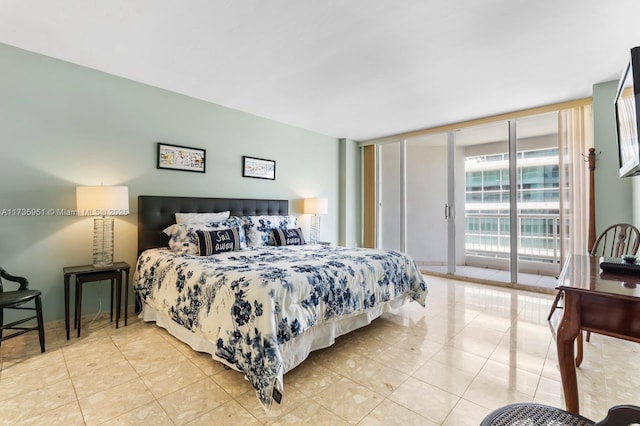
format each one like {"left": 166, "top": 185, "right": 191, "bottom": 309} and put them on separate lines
{"left": 457, "top": 121, "right": 512, "bottom": 283}
{"left": 456, "top": 113, "right": 561, "bottom": 285}
{"left": 378, "top": 136, "right": 455, "bottom": 273}
{"left": 375, "top": 111, "right": 564, "bottom": 289}
{"left": 366, "top": 98, "right": 596, "bottom": 290}
{"left": 405, "top": 133, "right": 453, "bottom": 273}
{"left": 514, "top": 112, "right": 561, "bottom": 284}
{"left": 378, "top": 142, "right": 402, "bottom": 252}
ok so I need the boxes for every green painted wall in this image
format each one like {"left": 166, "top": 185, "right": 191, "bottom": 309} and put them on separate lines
{"left": 339, "top": 138, "right": 362, "bottom": 247}
{"left": 0, "top": 43, "right": 344, "bottom": 322}
{"left": 634, "top": 174, "right": 640, "bottom": 227}
{"left": 593, "top": 80, "right": 635, "bottom": 232}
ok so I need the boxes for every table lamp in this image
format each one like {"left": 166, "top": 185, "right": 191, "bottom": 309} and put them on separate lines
{"left": 303, "top": 197, "right": 328, "bottom": 243}
{"left": 76, "top": 186, "right": 129, "bottom": 267}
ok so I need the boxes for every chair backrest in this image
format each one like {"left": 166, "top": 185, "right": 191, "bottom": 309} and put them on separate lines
{"left": 590, "top": 223, "right": 640, "bottom": 258}
{"left": 596, "top": 404, "right": 640, "bottom": 425}
{"left": 0, "top": 267, "right": 30, "bottom": 292}
{"left": 0, "top": 267, "right": 6, "bottom": 292}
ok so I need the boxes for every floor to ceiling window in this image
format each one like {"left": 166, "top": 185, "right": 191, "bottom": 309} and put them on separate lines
{"left": 364, "top": 100, "right": 593, "bottom": 290}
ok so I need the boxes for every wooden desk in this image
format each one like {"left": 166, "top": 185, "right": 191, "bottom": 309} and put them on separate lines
{"left": 551, "top": 254, "right": 640, "bottom": 414}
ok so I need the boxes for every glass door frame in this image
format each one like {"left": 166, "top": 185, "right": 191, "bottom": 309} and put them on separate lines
{"left": 446, "top": 131, "right": 456, "bottom": 275}
{"left": 376, "top": 139, "right": 408, "bottom": 253}
{"left": 374, "top": 121, "right": 524, "bottom": 284}
{"left": 376, "top": 135, "right": 456, "bottom": 274}
{"left": 508, "top": 120, "right": 518, "bottom": 284}
{"left": 363, "top": 99, "right": 591, "bottom": 287}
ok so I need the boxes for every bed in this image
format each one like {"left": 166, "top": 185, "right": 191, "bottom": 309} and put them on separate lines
{"left": 133, "top": 195, "right": 427, "bottom": 410}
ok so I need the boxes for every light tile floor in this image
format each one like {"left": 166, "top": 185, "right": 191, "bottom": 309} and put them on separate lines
{"left": 422, "top": 265, "right": 560, "bottom": 291}
{"left": 1, "top": 275, "right": 639, "bottom": 425}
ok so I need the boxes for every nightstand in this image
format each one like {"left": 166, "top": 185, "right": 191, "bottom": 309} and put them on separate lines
{"left": 63, "top": 261, "right": 130, "bottom": 339}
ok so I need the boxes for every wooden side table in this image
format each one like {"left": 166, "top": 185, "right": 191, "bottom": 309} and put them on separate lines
{"left": 63, "top": 261, "right": 130, "bottom": 339}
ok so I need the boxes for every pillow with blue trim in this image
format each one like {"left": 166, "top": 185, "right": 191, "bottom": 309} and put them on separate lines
{"left": 242, "top": 215, "right": 298, "bottom": 247}
{"left": 163, "top": 216, "right": 247, "bottom": 254}
{"left": 196, "top": 228, "right": 240, "bottom": 255}
{"left": 271, "top": 228, "right": 306, "bottom": 246}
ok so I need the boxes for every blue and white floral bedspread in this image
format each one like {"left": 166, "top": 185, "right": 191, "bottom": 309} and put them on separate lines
{"left": 134, "top": 244, "right": 427, "bottom": 409}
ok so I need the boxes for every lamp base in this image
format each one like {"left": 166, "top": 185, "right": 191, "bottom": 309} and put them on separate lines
{"left": 93, "top": 217, "right": 114, "bottom": 267}
{"left": 309, "top": 215, "right": 321, "bottom": 244}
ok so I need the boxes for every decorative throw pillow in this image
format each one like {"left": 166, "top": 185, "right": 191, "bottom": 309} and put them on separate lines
{"left": 196, "top": 228, "right": 240, "bottom": 255}
{"left": 271, "top": 228, "right": 306, "bottom": 246}
{"left": 242, "top": 215, "right": 298, "bottom": 247}
{"left": 163, "top": 216, "right": 247, "bottom": 254}
{"left": 175, "top": 211, "right": 230, "bottom": 224}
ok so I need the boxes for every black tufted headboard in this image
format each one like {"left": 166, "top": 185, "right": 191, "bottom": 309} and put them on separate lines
{"left": 137, "top": 195, "right": 289, "bottom": 255}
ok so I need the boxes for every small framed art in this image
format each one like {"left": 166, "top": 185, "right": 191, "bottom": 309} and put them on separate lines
{"left": 242, "top": 156, "right": 276, "bottom": 180}
{"left": 157, "top": 142, "right": 206, "bottom": 173}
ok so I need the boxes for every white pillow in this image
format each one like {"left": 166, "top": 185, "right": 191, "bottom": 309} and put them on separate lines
{"left": 175, "top": 211, "right": 230, "bottom": 224}
{"left": 163, "top": 217, "right": 247, "bottom": 254}
{"left": 242, "top": 215, "right": 299, "bottom": 247}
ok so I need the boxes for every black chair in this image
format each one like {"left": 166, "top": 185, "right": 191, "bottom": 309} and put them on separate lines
{"left": 480, "top": 402, "right": 640, "bottom": 426}
{"left": 0, "top": 267, "right": 45, "bottom": 352}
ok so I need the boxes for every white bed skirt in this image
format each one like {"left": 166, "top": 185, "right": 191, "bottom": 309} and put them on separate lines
{"left": 139, "top": 293, "right": 410, "bottom": 375}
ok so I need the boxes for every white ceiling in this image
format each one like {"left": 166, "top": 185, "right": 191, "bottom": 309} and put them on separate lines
{"left": 1, "top": 1, "right": 639, "bottom": 142}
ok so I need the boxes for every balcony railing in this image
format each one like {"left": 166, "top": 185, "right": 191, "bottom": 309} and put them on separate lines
{"left": 465, "top": 213, "right": 560, "bottom": 264}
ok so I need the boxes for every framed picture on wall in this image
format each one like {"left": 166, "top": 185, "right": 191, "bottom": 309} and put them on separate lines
{"left": 242, "top": 156, "right": 276, "bottom": 180}
{"left": 157, "top": 142, "right": 206, "bottom": 173}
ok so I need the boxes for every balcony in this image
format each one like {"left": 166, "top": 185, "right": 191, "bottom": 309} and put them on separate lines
{"left": 465, "top": 212, "right": 561, "bottom": 276}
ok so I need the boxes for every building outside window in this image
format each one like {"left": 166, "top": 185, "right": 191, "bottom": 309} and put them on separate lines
{"left": 465, "top": 147, "right": 560, "bottom": 265}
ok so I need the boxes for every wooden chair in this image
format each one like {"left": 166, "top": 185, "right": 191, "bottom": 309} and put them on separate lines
{"left": 589, "top": 223, "right": 640, "bottom": 258}
{"left": 0, "top": 267, "right": 45, "bottom": 352}
{"left": 480, "top": 402, "right": 640, "bottom": 426}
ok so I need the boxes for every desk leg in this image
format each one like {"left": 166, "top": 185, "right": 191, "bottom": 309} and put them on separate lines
{"left": 575, "top": 332, "right": 584, "bottom": 367}
{"left": 64, "top": 274, "right": 70, "bottom": 340}
{"left": 124, "top": 268, "right": 130, "bottom": 326}
{"left": 115, "top": 273, "right": 121, "bottom": 329}
{"left": 76, "top": 278, "right": 82, "bottom": 338}
{"left": 557, "top": 291, "right": 581, "bottom": 414}
{"left": 110, "top": 279, "right": 114, "bottom": 322}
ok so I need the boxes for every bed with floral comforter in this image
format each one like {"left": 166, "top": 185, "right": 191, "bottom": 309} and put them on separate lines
{"left": 134, "top": 244, "right": 426, "bottom": 410}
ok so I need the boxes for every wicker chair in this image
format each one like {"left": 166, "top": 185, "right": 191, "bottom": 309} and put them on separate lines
{"left": 480, "top": 403, "right": 640, "bottom": 426}
{"left": 0, "top": 267, "right": 45, "bottom": 352}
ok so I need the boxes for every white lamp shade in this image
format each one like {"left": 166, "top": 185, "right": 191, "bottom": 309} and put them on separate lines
{"left": 76, "top": 186, "right": 129, "bottom": 216}
{"left": 303, "top": 197, "right": 328, "bottom": 215}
